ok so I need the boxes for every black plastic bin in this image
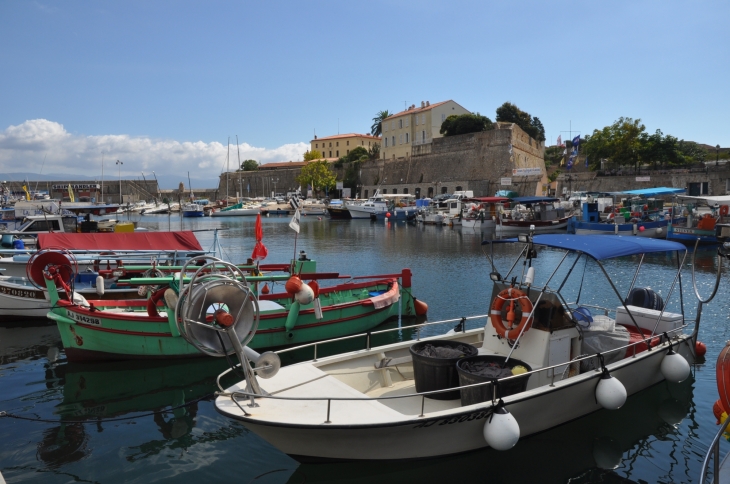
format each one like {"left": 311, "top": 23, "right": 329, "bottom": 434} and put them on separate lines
{"left": 456, "top": 355, "right": 532, "bottom": 406}
{"left": 409, "top": 340, "right": 478, "bottom": 400}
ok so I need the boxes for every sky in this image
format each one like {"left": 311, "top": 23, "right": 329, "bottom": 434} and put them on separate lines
{"left": 0, "top": 1, "right": 728, "bottom": 188}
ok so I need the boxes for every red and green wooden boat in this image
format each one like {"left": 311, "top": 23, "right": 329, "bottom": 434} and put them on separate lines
{"left": 39, "top": 253, "right": 427, "bottom": 362}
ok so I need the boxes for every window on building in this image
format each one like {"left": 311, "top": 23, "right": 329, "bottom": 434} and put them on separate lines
{"left": 415, "top": 187, "right": 420, "bottom": 198}
{"left": 405, "top": 133, "right": 409, "bottom": 143}
{"left": 336, "top": 142, "right": 339, "bottom": 146}
{"left": 399, "top": 119, "right": 402, "bottom": 129}
{"left": 392, "top": 188, "right": 397, "bottom": 194}
{"left": 405, "top": 117, "right": 409, "bottom": 127}
{"left": 384, "top": 123, "right": 388, "bottom": 132}
{"left": 399, "top": 135, "right": 403, "bottom": 144}
{"left": 415, "top": 116, "right": 419, "bottom": 126}
{"left": 347, "top": 150, "right": 349, "bottom": 155}
{"left": 361, "top": 141, "right": 364, "bottom": 145}
{"left": 391, "top": 121, "right": 394, "bottom": 130}
{"left": 441, "top": 114, "right": 446, "bottom": 122}
{"left": 456, "top": 186, "right": 462, "bottom": 191}
{"left": 382, "top": 189, "right": 387, "bottom": 194}
{"left": 329, "top": 142, "right": 332, "bottom": 147}
{"left": 422, "top": 130, "right": 426, "bottom": 141}
{"left": 422, "top": 114, "right": 426, "bottom": 125}
{"left": 315, "top": 143, "right": 318, "bottom": 148}
{"left": 427, "top": 187, "right": 433, "bottom": 198}
{"left": 392, "top": 136, "right": 395, "bottom": 146}
{"left": 336, "top": 150, "right": 339, "bottom": 157}
{"left": 364, "top": 190, "right": 369, "bottom": 198}
{"left": 403, "top": 188, "right": 409, "bottom": 194}
{"left": 441, "top": 187, "right": 448, "bottom": 194}
{"left": 347, "top": 141, "right": 349, "bottom": 146}
{"left": 329, "top": 151, "right": 332, "bottom": 157}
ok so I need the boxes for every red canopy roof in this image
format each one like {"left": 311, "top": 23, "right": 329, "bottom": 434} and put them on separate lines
{"left": 37, "top": 231, "right": 203, "bottom": 251}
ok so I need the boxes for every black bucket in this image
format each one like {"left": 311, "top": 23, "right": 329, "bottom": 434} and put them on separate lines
{"left": 409, "top": 340, "right": 478, "bottom": 400}
{"left": 456, "top": 355, "right": 532, "bottom": 406}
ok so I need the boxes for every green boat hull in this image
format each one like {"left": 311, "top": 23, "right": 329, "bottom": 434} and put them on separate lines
{"left": 46, "top": 274, "right": 421, "bottom": 362}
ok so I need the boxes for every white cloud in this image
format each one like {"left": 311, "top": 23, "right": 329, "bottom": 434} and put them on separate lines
{"left": 0, "top": 119, "right": 308, "bottom": 179}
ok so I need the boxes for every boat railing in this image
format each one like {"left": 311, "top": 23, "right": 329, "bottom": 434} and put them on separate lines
{"left": 699, "top": 412, "right": 730, "bottom": 483}
{"left": 218, "top": 316, "right": 689, "bottom": 421}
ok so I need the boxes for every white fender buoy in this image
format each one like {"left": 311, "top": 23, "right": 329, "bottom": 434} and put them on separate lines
{"left": 661, "top": 347, "right": 690, "bottom": 383}
{"left": 525, "top": 267, "right": 535, "bottom": 286}
{"left": 483, "top": 403, "right": 520, "bottom": 450}
{"left": 95, "top": 275, "right": 105, "bottom": 296}
{"left": 295, "top": 282, "right": 315, "bottom": 305}
{"left": 595, "top": 369, "right": 627, "bottom": 410}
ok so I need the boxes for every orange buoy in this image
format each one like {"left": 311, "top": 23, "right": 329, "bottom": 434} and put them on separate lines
{"left": 414, "top": 298, "right": 428, "bottom": 316}
{"left": 696, "top": 341, "right": 707, "bottom": 357}
{"left": 214, "top": 309, "right": 234, "bottom": 327}
{"left": 285, "top": 276, "right": 302, "bottom": 295}
{"left": 261, "top": 283, "right": 270, "bottom": 294}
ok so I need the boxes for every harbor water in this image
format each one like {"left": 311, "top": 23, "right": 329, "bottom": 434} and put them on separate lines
{"left": 2, "top": 214, "right": 730, "bottom": 483}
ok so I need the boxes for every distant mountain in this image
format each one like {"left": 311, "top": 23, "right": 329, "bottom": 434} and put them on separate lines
{"left": 0, "top": 172, "right": 221, "bottom": 190}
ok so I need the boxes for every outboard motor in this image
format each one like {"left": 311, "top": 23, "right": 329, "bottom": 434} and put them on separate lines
{"left": 625, "top": 287, "right": 664, "bottom": 311}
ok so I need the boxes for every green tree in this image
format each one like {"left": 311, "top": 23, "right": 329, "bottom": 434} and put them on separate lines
{"left": 368, "top": 143, "right": 380, "bottom": 159}
{"left": 544, "top": 146, "right": 563, "bottom": 168}
{"left": 240, "top": 159, "right": 259, "bottom": 171}
{"left": 303, "top": 149, "right": 323, "bottom": 161}
{"left": 582, "top": 117, "right": 645, "bottom": 171}
{"left": 345, "top": 146, "right": 369, "bottom": 163}
{"left": 495, "top": 102, "right": 544, "bottom": 140}
{"left": 440, "top": 113, "right": 494, "bottom": 137}
{"left": 297, "top": 160, "right": 337, "bottom": 197}
{"left": 371, "top": 110, "right": 390, "bottom": 137}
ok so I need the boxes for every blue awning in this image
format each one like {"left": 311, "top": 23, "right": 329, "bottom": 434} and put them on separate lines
{"left": 483, "top": 234, "right": 686, "bottom": 260}
{"left": 511, "top": 196, "right": 559, "bottom": 204}
{"left": 611, "top": 187, "right": 685, "bottom": 197}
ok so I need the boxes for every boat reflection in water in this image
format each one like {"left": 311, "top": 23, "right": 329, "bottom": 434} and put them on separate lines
{"left": 287, "top": 377, "right": 694, "bottom": 484}
{"left": 37, "top": 357, "right": 239, "bottom": 468}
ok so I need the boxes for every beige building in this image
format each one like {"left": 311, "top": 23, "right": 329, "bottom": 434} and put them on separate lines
{"left": 311, "top": 133, "right": 381, "bottom": 160}
{"left": 381, "top": 100, "right": 470, "bottom": 160}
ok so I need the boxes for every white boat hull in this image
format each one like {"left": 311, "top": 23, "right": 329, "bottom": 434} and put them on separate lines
{"left": 211, "top": 208, "right": 260, "bottom": 217}
{"left": 218, "top": 329, "right": 693, "bottom": 460}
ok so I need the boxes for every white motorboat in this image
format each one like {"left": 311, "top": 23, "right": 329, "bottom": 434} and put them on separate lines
{"left": 346, "top": 191, "right": 388, "bottom": 219}
{"left": 211, "top": 202, "right": 261, "bottom": 217}
{"left": 460, "top": 197, "right": 510, "bottom": 230}
{"left": 496, "top": 196, "right": 570, "bottom": 236}
{"left": 212, "top": 234, "right": 697, "bottom": 461}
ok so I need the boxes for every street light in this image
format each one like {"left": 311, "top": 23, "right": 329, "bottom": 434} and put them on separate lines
{"left": 116, "top": 160, "right": 123, "bottom": 204}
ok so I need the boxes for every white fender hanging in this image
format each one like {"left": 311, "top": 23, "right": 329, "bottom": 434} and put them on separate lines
{"left": 483, "top": 401, "right": 520, "bottom": 451}
{"left": 595, "top": 368, "right": 627, "bottom": 410}
{"left": 661, "top": 345, "right": 690, "bottom": 383}
{"left": 95, "top": 275, "right": 105, "bottom": 296}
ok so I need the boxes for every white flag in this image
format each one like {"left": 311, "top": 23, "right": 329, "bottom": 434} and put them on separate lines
{"left": 289, "top": 208, "right": 301, "bottom": 233}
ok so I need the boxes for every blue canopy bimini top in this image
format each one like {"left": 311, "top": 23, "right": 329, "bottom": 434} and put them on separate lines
{"left": 611, "top": 187, "right": 686, "bottom": 197}
{"left": 511, "top": 196, "right": 560, "bottom": 204}
{"left": 484, "top": 234, "right": 687, "bottom": 261}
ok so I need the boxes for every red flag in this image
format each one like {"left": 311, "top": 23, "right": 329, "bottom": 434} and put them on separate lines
{"left": 251, "top": 213, "right": 268, "bottom": 261}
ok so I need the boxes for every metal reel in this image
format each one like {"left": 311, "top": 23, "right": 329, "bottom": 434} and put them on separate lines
{"left": 27, "top": 248, "right": 78, "bottom": 289}
{"left": 176, "top": 260, "right": 258, "bottom": 357}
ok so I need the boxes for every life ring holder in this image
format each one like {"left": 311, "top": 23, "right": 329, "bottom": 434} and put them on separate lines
{"left": 721, "top": 205, "right": 729, "bottom": 217}
{"left": 27, "top": 247, "right": 78, "bottom": 290}
{"left": 490, "top": 287, "right": 534, "bottom": 340}
{"left": 93, "top": 251, "right": 123, "bottom": 273}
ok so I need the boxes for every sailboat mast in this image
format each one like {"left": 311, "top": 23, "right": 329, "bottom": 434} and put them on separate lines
{"left": 226, "top": 137, "right": 230, "bottom": 201}
{"left": 236, "top": 135, "right": 241, "bottom": 200}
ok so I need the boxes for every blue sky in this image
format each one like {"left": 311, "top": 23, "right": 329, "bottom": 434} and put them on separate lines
{"left": 0, "top": 1, "right": 728, "bottom": 188}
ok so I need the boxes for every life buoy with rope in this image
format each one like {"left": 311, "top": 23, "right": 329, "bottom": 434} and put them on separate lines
{"left": 490, "top": 287, "right": 534, "bottom": 340}
{"left": 721, "top": 205, "right": 729, "bottom": 217}
{"left": 93, "top": 252, "right": 123, "bottom": 272}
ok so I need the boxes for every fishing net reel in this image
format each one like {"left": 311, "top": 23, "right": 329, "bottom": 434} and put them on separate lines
{"left": 27, "top": 248, "right": 78, "bottom": 290}
{"left": 173, "top": 256, "right": 280, "bottom": 398}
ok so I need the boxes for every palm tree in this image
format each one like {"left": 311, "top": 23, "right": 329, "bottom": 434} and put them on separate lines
{"left": 371, "top": 110, "right": 390, "bottom": 137}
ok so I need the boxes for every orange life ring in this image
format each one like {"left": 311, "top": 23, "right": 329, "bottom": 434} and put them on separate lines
{"left": 717, "top": 342, "right": 730, "bottom": 414}
{"left": 721, "top": 205, "right": 729, "bottom": 217}
{"left": 490, "top": 287, "right": 534, "bottom": 339}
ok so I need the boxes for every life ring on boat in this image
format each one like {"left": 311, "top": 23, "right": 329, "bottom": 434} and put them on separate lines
{"left": 490, "top": 287, "right": 533, "bottom": 340}
{"left": 93, "top": 252, "right": 123, "bottom": 272}
{"left": 146, "top": 286, "right": 168, "bottom": 317}
{"left": 721, "top": 205, "right": 729, "bottom": 216}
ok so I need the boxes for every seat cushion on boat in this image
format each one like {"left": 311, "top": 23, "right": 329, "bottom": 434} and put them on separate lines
{"left": 622, "top": 324, "right": 662, "bottom": 356}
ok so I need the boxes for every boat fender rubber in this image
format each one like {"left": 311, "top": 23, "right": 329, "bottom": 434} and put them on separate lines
{"left": 146, "top": 287, "right": 168, "bottom": 318}
{"left": 483, "top": 401, "right": 520, "bottom": 450}
{"left": 285, "top": 301, "right": 301, "bottom": 334}
{"left": 95, "top": 275, "right": 105, "bottom": 296}
{"left": 490, "top": 288, "right": 533, "bottom": 340}
{"left": 595, "top": 368, "right": 627, "bottom": 410}
{"left": 661, "top": 346, "right": 690, "bottom": 383}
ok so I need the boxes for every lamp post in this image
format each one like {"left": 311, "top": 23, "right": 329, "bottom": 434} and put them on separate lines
{"left": 116, "top": 160, "right": 123, "bottom": 204}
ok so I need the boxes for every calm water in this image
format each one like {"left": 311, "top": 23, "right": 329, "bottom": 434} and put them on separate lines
{"left": 2, "top": 214, "right": 730, "bottom": 483}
